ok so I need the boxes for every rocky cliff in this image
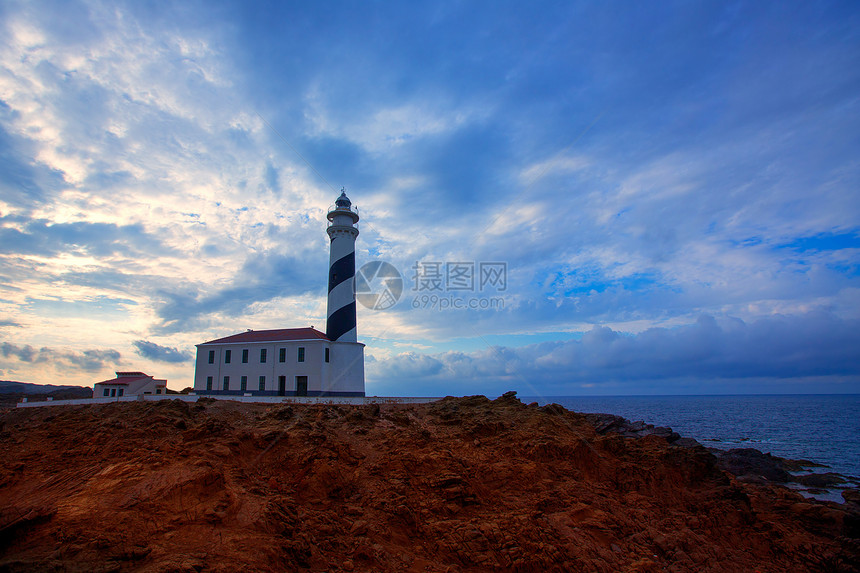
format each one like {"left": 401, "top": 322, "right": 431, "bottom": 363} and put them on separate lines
{"left": 0, "top": 394, "right": 857, "bottom": 572}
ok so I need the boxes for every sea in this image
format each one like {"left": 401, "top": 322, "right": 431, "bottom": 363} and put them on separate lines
{"left": 527, "top": 395, "right": 860, "bottom": 482}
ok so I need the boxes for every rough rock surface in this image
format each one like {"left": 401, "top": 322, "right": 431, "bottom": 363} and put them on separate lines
{"left": 0, "top": 394, "right": 857, "bottom": 572}
{"left": 582, "top": 411, "right": 859, "bottom": 496}
{"left": 582, "top": 412, "right": 684, "bottom": 444}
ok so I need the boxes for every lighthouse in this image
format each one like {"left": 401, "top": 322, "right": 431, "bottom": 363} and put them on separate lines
{"left": 322, "top": 189, "right": 365, "bottom": 395}
{"left": 326, "top": 189, "right": 359, "bottom": 341}
{"left": 190, "top": 189, "right": 365, "bottom": 397}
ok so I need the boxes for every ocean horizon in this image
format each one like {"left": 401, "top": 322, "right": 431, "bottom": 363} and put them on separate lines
{"left": 526, "top": 394, "right": 860, "bottom": 480}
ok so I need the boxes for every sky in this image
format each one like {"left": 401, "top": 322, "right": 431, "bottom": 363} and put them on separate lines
{"left": 1, "top": 0, "right": 859, "bottom": 396}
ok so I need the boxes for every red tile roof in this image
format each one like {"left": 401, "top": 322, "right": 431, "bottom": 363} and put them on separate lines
{"left": 200, "top": 327, "right": 330, "bottom": 345}
{"left": 95, "top": 375, "right": 150, "bottom": 386}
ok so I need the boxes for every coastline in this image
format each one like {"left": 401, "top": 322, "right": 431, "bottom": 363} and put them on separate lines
{"left": 565, "top": 406, "right": 860, "bottom": 505}
{"left": 1, "top": 393, "right": 857, "bottom": 571}
{"left": 533, "top": 394, "right": 860, "bottom": 480}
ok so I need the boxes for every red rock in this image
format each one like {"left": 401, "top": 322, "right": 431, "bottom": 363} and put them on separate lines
{"left": 0, "top": 397, "right": 857, "bottom": 572}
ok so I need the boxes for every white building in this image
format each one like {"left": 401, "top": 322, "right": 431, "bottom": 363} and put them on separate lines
{"left": 95, "top": 371, "right": 167, "bottom": 398}
{"left": 192, "top": 327, "right": 364, "bottom": 397}
{"left": 192, "top": 190, "right": 366, "bottom": 398}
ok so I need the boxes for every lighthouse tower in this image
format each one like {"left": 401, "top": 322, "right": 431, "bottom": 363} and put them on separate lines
{"left": 326, "top": 189, "right": 359, "bottom": 341}
{"left": 324, "top": 189, "right": 365, "bottom": 395}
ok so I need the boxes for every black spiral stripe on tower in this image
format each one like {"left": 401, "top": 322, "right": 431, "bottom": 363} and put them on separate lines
{"left": 326, "top": 301, "right": 356, "bottom": 342}
{"left": 328, "top": 251, "right": 355, "bottom": 293}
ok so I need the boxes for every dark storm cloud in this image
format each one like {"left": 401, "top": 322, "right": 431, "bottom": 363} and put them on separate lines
{"left": 133, "top": 340, "right": 192, "bottom": 363}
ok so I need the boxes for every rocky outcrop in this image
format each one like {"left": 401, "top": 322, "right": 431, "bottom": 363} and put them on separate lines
{"left": 582, "top": 412, "right": 686, "bottom": 445}
{"left": 707, "top": 447, "right": 795, "bottom": 482}
{"left": 705, "top": 448, "right": 857, "bottom": 497}
{"left": 0, "top": 393, "right": 857, "bottom": 572}
{"left": 581, "top": 411, "right": 858, "bottom": 502}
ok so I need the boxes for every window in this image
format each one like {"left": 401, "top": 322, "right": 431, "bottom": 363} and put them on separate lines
{"left": 118, "top": 389, "right": 124, "bottom": 396}
{"left": 225, "top": 349, "right": 232, "bottom": 364}
{"left": 208, "top": 350, "right": 215, "bottom": 364}
{"left": 103, "top": 388, "right": 109, "bottom": 397}
{"left": 325, "top": 347, "right": 330, "bottom": 363}
{"left": 259, "top": 376, "right": 266, "bottom": 392}
{"left": 223, "top": 376, "right": 229, "bottom": 391}
{"left": 298, "top": 347, "right": 305, "bottom": 362}
{"left": 279, "top": 348, "right": 286, "bottom": 363}
{"left": 260, "top": 348, "right": 267, "bottom": 363}
{"left": 155, "top": 389, "right": 161, "bottom": 395}
{"left": 111, "top": 388, "right": 116, "bottom": 397}
{"left": 242, "top": 349, "right": 249, "bottom": 363}
{"left": 240, "top": 376, "right": 247, "bottom": 392}
{"left": 206, "top": 376, "right": 213, "bottom": 391}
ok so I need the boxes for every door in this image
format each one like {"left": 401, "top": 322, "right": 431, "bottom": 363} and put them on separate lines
{"left": 295, "top": 376, "right": 308, "bottom": 397}
{"left": 278, "top": 375, "right": 286, "bottom": 396}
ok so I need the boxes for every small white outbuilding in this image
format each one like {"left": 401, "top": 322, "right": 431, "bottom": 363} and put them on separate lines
{"left": 94, "top": 371, "right": 167, "bottom": 398}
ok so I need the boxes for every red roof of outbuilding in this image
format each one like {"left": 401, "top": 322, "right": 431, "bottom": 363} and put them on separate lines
{"left": 95, "top": 375, "right": 151, "bottom": 386}
{"left": 200, "top": 327, "right": 330, "bottom": 345}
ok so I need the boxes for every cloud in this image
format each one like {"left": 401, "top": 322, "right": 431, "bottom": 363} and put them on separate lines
{"left": 0, "top": 216, "right": 176, "bottom": 258}
{"left": 0, "top": 1, "right": 857, "bottom": 392}
{"left": 263, "top": 161, "right": 280, "bottom": 194}
{"left": 153, "top": 249, "right": 326, "bottom": 333}
{"left": 369, "top": 313, "right": 860, "bottom": 394}
{"left": 0, "top": 108, "right": 66, "bottom": 209}
{"left": 1, "top": 342, "right": 40, "bottom": 363}
{"left": 1, "top": 341, "right": 121, "bottom": 372}
{"left": 24, "top": 295, "right": 136, "bottom": 318}
{"left": 133, "top": 340, "right": 192, "bottom": 363}
{"left": 373, "top": 352, "right": 444, "bottom": 380}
